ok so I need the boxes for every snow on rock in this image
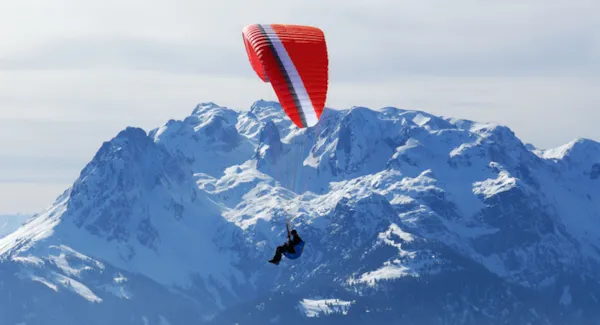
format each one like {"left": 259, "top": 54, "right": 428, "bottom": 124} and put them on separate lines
{"left": 347, "top": 222, "right": 441, "bottom": 286}
{"left": 350, "top": 261, "right": 414, "bottom": 285}
{"left": 53, "top": 271, "right": 103, "bottom": 303}
{"left": 472, "top": 171, "right": 519, "bottom": 199}
{"left": 560, "top": 286, "right": 572, "bottom": 306}
{"left": 255, "top": 120, "right": 284, "bottom": 168}
{"left": 536, "top": 138, "right": 600, "bottom": 162}
{"left": 1, "top": 99, "right": 599, "bottom": 325}
{"left": 99, "top": 273, "right": 133, "bottom": 299}
{"left": 248, "top": 100, "right": 295, "bottom": 137}
{"left": 150, "top": 103, "right": 255, "bottom": 178}
{"left": 298, "top": 298, "right": 354, "bottom": 318}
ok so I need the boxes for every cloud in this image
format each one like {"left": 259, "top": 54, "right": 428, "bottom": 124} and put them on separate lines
{"left": 1, "top": 0, "right": 598, "bottom": 80}
{"left": 0, "top": 37, "right": 247, "bottom": 77}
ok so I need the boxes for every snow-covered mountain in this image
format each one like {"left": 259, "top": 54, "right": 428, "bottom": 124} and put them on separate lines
{"left": 1, "top": 100, "right": 599, "bottom": 325}
{"left": 0, "top": 213, "right": 30, "bottom": 238}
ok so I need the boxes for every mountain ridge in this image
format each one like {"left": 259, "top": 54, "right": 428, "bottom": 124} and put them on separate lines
{"left": 0, "top": 100, "right": 599, "bottom": 324}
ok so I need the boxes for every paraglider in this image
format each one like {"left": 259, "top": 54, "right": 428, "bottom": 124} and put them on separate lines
{"left": 268, "top": 220, "right": 305, "bottom": 265}
{"left": 242, "top": 24, "right": 329, "bottom": 129}
{"left": 243, "top": 24, "right": 324, "bottom": 264}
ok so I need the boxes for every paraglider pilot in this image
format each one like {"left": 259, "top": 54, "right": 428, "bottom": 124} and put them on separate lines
{"left": 269, "top": 229, "right": 303, "bottom": 265}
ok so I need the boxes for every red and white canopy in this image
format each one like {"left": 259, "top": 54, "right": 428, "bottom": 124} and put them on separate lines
{"left": 242, "top": 24, "right": 329, "bottom": 128}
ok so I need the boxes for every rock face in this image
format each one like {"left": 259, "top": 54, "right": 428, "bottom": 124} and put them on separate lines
{"left": 1, "top": 100, "right": 599, "bottom": 325}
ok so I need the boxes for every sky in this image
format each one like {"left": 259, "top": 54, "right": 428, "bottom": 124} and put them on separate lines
{"left": 0, "top": 0, "right": 598, "bottom": 214}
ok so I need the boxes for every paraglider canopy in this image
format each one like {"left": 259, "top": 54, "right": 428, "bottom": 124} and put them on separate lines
{"left": 242, "top": 24, "right": 329, "bottom": 128}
